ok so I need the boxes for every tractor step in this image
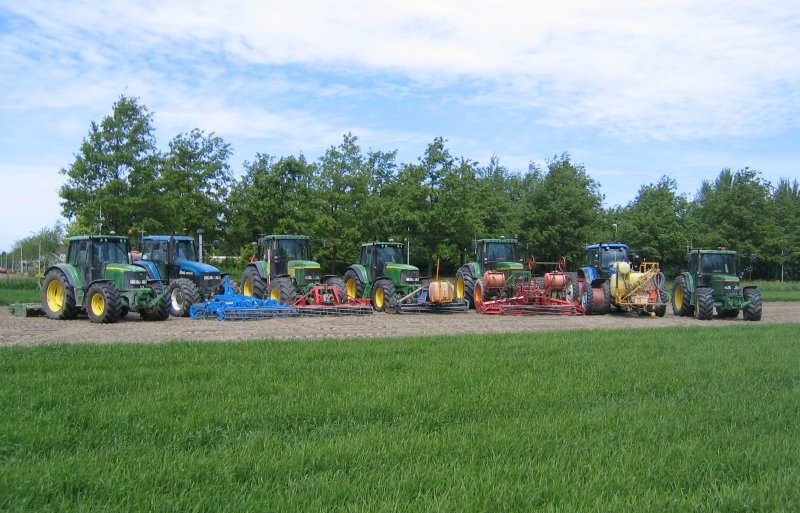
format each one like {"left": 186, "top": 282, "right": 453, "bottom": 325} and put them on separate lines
{"left": 8, "top": 303, "right": 45, "bottom": 317}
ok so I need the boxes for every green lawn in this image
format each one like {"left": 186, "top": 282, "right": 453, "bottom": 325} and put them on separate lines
{"left": 2, "top": 325, "right": 799, "bottom": 512}
{"left": 0, "top": 278, "right": 40, "bottom": 306}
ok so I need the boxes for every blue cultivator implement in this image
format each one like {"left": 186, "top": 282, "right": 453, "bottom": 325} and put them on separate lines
{"left": 189, "top": 277, "right": 297, "bottom": 320}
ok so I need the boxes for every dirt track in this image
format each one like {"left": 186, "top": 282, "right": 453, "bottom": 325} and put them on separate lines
{"left": 1, "top": 302, "right": 798, "bottom": 347}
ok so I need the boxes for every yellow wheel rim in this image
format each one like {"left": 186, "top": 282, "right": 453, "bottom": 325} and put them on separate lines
{"left": 674, "top": 285, "right": 683, "bottom": 309}
{"left": 243, "top": 278, "right": 253, "bottom": 296}
{"left": 90, "top": 292, "right": 105, "bottom": 316}
{"left": 46, "top": 280, "right": 64, "bottom": 311}
{"left": 475, "top": 282, "right": 483, "bottom": 304}
{"left": 270, "top": 287, "right": 280, "bottom": 301}
{"left": 456, "top": 275, "right": 464, "bottom": 299}
{"left": 346, "top": 278, "right": 357, "bottom": 299}
{"left": 374, "top": 287, "right": 384, "bottom": 309}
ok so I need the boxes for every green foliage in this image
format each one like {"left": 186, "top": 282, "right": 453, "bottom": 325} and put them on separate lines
{"left": 0, "top": 278, "right": 40, "bottom": 306}
{"left": 2, "top": 326, "right": 800, "bottom": 512}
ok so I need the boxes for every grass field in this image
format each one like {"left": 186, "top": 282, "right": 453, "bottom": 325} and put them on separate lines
{"left": 0, "top": 278, "right": 40, "bottom": 306}
{"left": 751, "top": 280, "right": 800, "bottom": 302}
{"left": 1, "top": 325, "right": 799, "bottom": 512}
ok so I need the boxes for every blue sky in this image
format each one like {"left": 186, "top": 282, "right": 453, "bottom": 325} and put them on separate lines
{"left": 1, "top": 1, "right": 799, "bottom": 251}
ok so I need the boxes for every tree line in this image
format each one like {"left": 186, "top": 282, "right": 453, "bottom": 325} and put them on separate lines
{"left": 31, "top": 95, "right": 799, "bottom": 279}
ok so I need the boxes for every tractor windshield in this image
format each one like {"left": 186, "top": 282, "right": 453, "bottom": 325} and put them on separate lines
{"left": 277, "top": 239, "right": 311, "bottom": 261}
{"left": 599, "top": 246, "right": 628, "bottom": 269}
{"left": 376, "top": 245, "right": 404, "bottom": 269}
{"left": 93, "top": 239, "right": 129, "bottom": 265}
{"left": 701, "top": 253, "right": 737, "bottom": 276}
{"left": 483, "top": 243, "right": 517, "bottom": 262}
{"left": 174, "top": 240, "right": 197, "bottom": 261}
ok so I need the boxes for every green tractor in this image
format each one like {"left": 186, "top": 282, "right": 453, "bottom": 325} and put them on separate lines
{"left": 240, "top": 234, "right": 345, "bottom": 303}
{"left": 672, "top": 249, "right": 762, "bottom": 321}
{"left": 41, "top": 235, "right": 170, "bottom": 323}
{"left": 455, "top": 238, "right": 530, "bottom": 308}
{"left": 343, "top": 241, "right": 466, "bottom": 312}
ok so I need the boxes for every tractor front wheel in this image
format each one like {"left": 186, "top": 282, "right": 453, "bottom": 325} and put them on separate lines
{"left": 325, "top": 277, "right": 347, "bottom": 303}
{"left": 241, "top": 266, "right": 267, "bottom": 299}
{"left": 671, "top": 275, "right": 693, "bottom": 316}
{"left": 168, "top": 278, "right": 200, "bottom": 317}
{"left": 456, "top": 266, "right": 476, "bottom": 308}
{"left": 268, "top": 277, "right": 297, "bottom": 304}
{"left": 696, "top": 288, "right": 714, "bottom": 320}
{"left": 42, "top": 269, "right": 78, "bottom": 320}
{"left": 559, "top": 272, "right": 580, "bottom": 303}
{"left": 140, "top": 283, "right": 170, "bottom": 321}
{"left": 371, "top": 279, "right": 397, "bottom": 312}
{"left": 743, "top": 288, "right": 762, "bottom": 321}
{"left": 86, "top": 283, "right": 122, "bottom": 324}
{"left": 343, "top": 269, "right": 365, "bottom": 300}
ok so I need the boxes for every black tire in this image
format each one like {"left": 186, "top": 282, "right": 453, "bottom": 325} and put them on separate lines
{"left": 85, "top": 282, "right": 122, "bottom": 324}
{"left": 168, "top": 278, "right": 200, "bottom": 317}
{"left": 371, "top": 279, "right": 397, "bottom": 312}
{"left": 325, "top": 277, "right": 347, "bottom": 302}
{"left": 343, "top": 269, "right": 365, "bottom": 300}
{"left": 743, "top": 288, "right": 762, "bottom": 321}
{"left": 581, "top": 282, "right": 595, "bottom": 315}
{"left": 268, "top": 277, "right": 296, "bottom": 304}
{"left": 559, "top": 272, "right": 579, "bottom": 302}
{"left": 696, "top": 288, "right": 714, "bottom": 320}
{"left": 599, "top": 280, "right": 611, "bottom": 314}
{"left": 42, "top": 269, "right": 78, "bottom": 320}
{"left": 671, "top": 275, "right": 693, "bottom": 317}
{"left": 581, "top": 281, "right": 610, "bottom": 315}
{"left": 140, "top": 283, "right": 170, "bottom": 321}
{"left": 456, "top": 265, "right": 476, "bottom": 309}
{"left": 120, "top": 306, "right": 129, "bottom": 318}
{"left": 654, "top": 304, "right": 667, "bottom": 317}
{"left": 241, "top": 266, "right": 266, "bottom": 299}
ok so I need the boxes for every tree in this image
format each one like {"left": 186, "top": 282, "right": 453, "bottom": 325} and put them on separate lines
{"left": 158, "top": 129, "right": 233, "bottom": 239}
{"left": 59, "top": 95, "right": 160, "bottom": 234}
{"left": 520, "top": 153, "right": 605, "bottom": 265}
{"left": 766, "top": 178, "right": 800, "bottom": 279}
{"left": 10, "top": 221, "right": 66, "bottom": 273}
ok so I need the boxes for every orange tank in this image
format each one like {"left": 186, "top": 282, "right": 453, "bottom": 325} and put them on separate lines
{"left": 428, "top": 280, "right": 454, "bottom": 303}
{"left": 483, "top": 271, "right": 506, "bottom": 289}
{"left": 544, "top": 272, "right": 567, "bottom": 290}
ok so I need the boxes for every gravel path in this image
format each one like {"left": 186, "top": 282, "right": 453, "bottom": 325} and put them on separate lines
{"left": 2, "top": 302, "right": 798, "bottom": 346}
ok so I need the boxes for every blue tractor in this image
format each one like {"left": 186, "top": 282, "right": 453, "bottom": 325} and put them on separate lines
{"left": 577, "top": 243, "right": 627, "bottom": 315}
{"left": 134, "top": 235, "right": 228, "bottom": 317}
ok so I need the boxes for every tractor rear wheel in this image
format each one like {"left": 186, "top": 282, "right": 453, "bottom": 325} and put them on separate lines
{"left": 343, "top": 269, "right": 365, "bottom": 300}
{"left": 559, "top": 272, "right": 579, "bottom": 302}
{"left": 371, "top": 279, "right": 397, "bottom": 312}
{"left": 241, "top": 266, "right": 266, "bottom": 299}
{"left": 696, "top": 288, "right": 714, "bottom": 320}
{"left": 671, "top": 275, "right": 693, "bottom": 316}
{"left": 325, "top": 277, "right": 347, "bottom": 302}
{"left": 168, "top": 278, "right": 200, "bottom": 317}
{"left": 140, "top": 283, "right": 170, "bottom": 321}
{"left": 268, "top": 277, "right": 296, "bottom": 304}
{"left": 743, "top": 288, "right": 762, "bottom": 321}
{"left": 456, "top": 266, "right": 476, "bottom": 308}
{"left": 86, "top": 283, "right": 122, "bottom": 324}
{"left": 42, "top": 269, "right": 78, "bottom": 320}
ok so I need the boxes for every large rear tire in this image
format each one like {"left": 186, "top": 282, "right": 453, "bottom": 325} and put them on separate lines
{"left": 241, "top": 266, "right": 267, "bottom": 299}
{"left": 671, "top": 275, "right": 693, "bottom": 317}
{"left": 168, "top": 278, "right": 200, "bottom": 317}
{"left": 696, "top": 288, "right": 714, "bottom": 320}
{"left": 268, "top": 277, "right": 297, "bottom": 304}
{"left": 743, "top": 288, "right": 762, "bottom": 321}
{"left": 325, "top": 277, "right": 347, "bottom": 302}
{"left": 559, "top": 272, "right": 579, "bottom": 302}
{"left": 371, "top": 279, "right": 397, "bottom": 312}
{"left": 140, "top": 283, "right": 170, "bottom": 321}
{"left": 86, "top": 283, "right": 122, "bottom": 324}
{"left": 456, "top": 266, "right": 476, "bottom": 308}
{"left": 42, "top": 269, "right": 78, "bottom": 320}
{"left": 343, "top": 269, "right": 365, "bottom": 300}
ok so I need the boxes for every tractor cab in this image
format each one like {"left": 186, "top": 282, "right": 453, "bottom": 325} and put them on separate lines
{"left": 256, "top": 235, "right": 321, "bottom": 287}
{"left": 140, "top": 236, "right": 199, "bottom": 281}
{"left": 687, "top": 250, "right": 738, "bottom": 288}
{"left": 67, "top": 236, "right": 131, "bottom": 285}
{"left": 359, "top": 243, "right": 412, "bottom": 282}
{"left": 584, "top": 243, "right": 629, "bottom": 278}
{"left": 474, "top": 239, "right": 522, "bottom": 272}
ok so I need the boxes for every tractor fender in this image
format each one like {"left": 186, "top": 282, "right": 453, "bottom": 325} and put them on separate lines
{"left": 578, "top": 265, "right": 606, "bottom": 288}
{"left": 246, "top": 261, "right": 269, "bottom": 280}
{"left": 133, "top": 260, "right": 161, "bottom": 280}
{"left": 678, "top": 271, "right": 696, "bottom": 303}
{"left": 178, "top": 259, "right": 221, "bottom": 276}
{"left": 44, "top": 263, "right": 82, "bottom": 289}
{"left": 346, "top": 264, "right": 370, "bottom": 286}
{"left": 465, "top": 262, "right": 482, "bottom": 278}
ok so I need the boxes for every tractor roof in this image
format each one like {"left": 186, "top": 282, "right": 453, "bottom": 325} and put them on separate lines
{"left": 585, "top": 243, "right": 629, "bottom": 250}
{"left": 68, "top": 235, "right": 128, "bottom": 242}
{"left": 141, "top": 235, "right": 194, "bottom": 242}
{"left": 260, "top": 234, "right": 310, "bottom": 240}
{"left": 360, "top": 241, "right": 403, "bottom": 248}
{"left": 689, "top": 249, "right": 738, "bottom": 255}
{"left": 477, "top": 238, "right": 518, "bottom": 244}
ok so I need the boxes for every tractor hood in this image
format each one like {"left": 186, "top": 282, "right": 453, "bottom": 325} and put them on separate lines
{"left": 288, "top": 260, "right": 320, "bottom": 269}
{"left": 385, "top": 263, "right": 418, "bottom": 273}
{"left": 177, "top": 259, "right": 220, "bottom": 275}
{"left": 711, "top": 273, "right": 740, "bottom": 289}
{"left": 494, "top": 261, "right": 524, "bottom": 271}
{"left": 105, "top": 263, "right": 148, "bottom": 274}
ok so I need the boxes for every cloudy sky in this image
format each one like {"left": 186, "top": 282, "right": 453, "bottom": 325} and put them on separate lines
{"left": 1, "top": 1, "right": 798, "bottom": 251}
